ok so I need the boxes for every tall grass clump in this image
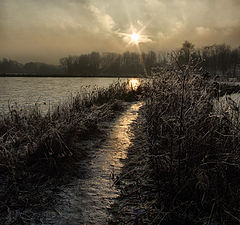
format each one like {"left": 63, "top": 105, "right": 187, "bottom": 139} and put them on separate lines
{"left": 144, "top": 64, "right": 240, "bottom": 224}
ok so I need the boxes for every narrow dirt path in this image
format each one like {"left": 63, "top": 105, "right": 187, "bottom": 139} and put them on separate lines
{"left": 41, "top": 101, "right": 143, "bottom": 225}
{"left": 109, "top": 104, "right": 158, "bottom": 225}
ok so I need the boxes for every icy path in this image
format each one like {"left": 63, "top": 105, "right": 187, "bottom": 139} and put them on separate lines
{"left": 43, "top": 102, "right": 143, "bottom": 225}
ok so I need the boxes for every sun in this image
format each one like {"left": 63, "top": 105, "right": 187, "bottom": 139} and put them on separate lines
{"left": 117, "top": 25, "right": 151, "bottom": 46}
{"left": 131, "top": 33, "right": 140, "bottom": 44}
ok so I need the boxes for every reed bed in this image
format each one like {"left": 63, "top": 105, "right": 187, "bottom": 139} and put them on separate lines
{"left": 143, "top": 68, "right": 240, "bottom": 224}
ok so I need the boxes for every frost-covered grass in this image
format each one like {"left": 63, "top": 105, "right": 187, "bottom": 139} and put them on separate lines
{"left": 143, "top": 68, "right": 240, "bottom": 224}
{"left": 0, "top": 80, "right": 141, "bottom": 224}
{"left": 0, "top": 80, "right": 140, "bottom": 176}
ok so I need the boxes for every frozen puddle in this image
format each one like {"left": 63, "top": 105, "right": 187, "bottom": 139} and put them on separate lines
{"left": 43, "top": 101, "right": 143, "bottom": 225}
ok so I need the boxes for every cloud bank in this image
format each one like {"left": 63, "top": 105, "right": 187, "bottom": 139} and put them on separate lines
{"left": 0, "top": 0, "right": 240, "bottom": 63}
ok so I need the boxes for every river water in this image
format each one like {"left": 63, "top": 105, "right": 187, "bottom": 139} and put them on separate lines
{"left": 0, "top": 77, "right": 128, "bottom": 114}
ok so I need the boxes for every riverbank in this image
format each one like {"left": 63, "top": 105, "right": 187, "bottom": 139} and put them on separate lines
{"left": 1, "top": 74, "right": 240, "bottom": 224}
{"left": 0, "top": 81, "right": 140, "bottom": 224}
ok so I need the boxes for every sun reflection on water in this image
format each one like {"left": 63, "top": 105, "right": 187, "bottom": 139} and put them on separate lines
{"left": 129, "top": 79, "right": 140, "bottom": 90}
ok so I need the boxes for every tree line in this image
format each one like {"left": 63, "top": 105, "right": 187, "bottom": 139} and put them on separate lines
{"left": 176, "top": 41, "right": 240, "bottom": 77}
{"left": 59, "top": 51, "right": 167, "bottom": 76}
{"left": 0, "top": 59, "right": 62, "bottom": 75}
{"left": 0, "top": 42, "right": 239, "bottom": 77}
{"left": 59, "top": 44, "right": 240, "bottom": 76}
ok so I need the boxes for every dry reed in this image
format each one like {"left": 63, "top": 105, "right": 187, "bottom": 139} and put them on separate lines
{"left": 143, "top": 66, "right": 240, "bottom": 224}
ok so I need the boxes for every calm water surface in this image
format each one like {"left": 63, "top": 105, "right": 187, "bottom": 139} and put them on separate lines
{"left": 0, "top": 77, "right": 127, "bottom": 114}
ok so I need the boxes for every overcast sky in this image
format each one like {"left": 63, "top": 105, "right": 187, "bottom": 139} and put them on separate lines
{"left": 1, "top": 0, "right": 240, "bottom": 64}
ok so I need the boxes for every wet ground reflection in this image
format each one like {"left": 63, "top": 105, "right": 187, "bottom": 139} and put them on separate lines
{"left": 43, "top": 102, "right": 143, "bottom": 225}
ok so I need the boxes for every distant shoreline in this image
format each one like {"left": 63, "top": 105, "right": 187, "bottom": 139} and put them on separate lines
{"left": 0, "top": 73, "right": 142, "bottom": 78}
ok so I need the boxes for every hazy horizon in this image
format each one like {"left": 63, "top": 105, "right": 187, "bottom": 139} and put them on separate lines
{"left": 1, "top": 0, "right": 240, "bottom": 64}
